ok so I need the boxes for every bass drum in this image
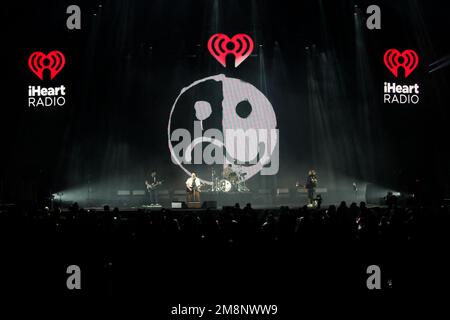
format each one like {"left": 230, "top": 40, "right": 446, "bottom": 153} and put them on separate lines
{"left": 218, "top": 179, "right": 232, "bottom": 192}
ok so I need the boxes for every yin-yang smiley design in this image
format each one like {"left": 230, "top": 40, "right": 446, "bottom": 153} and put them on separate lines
{"left": 168, "top": 74, "right": 279, "bottom": 184}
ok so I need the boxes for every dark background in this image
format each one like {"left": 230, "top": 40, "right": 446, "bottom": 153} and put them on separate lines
{"left": 1, "top": 1, "right": 450, "bottom": 313}
{"left": 1, "top": 0, "right": 450, "bottom": 204}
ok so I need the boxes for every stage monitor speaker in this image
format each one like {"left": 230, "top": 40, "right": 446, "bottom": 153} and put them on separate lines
{"left": 202, "top": 201, "right": 217, "bottom": 209}
{"left": 171, "top": 201, "right": 186, "bottom": 209}
{"left": 187, "top": 201, "right": 201, "bottom": 209}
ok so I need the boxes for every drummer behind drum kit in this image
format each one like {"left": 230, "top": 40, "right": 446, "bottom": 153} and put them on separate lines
{"left": 208, "top": 166, "right": 250, "bottom": 193}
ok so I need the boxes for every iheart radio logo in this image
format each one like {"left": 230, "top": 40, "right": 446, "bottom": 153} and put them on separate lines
{"left": 384, "top": 49, "right": 419, "bottom": 78}
{"left": 28, "top": 51, "right": 65, "bottom": 80}
{"left": 207, "top": 33, "right": 254, "bottom": 67}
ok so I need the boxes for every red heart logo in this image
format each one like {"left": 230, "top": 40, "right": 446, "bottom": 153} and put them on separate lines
{"left": 28, "top": 51, "right": 65, "bottom": 80}
{"left": 383, "top": 49, "right": 419, "bottom": 78}
{"left": 207, "top": 34, "right": 254, "bottom": 67}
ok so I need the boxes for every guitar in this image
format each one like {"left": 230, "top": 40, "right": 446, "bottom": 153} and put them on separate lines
{"left": 145, "top": 180, "right": 163, "bottom": 190}
{"left": 186, "top": 181, "right": 202, "bottom": 193}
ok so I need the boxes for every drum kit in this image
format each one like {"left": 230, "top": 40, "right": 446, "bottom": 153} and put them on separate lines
{"left": 210, "top": 166, "right": 250, "bottom": 193}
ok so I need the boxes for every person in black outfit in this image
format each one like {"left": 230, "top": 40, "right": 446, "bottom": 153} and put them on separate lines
{"left": 145, "top": 171, "right": 160, "bottom": 206}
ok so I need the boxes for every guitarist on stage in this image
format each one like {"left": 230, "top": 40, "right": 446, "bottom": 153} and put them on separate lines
{"left": 145, "top": 171, "right": 162, "bottom": 206}
{"left": 296, "top": 169, "right": 318, "bottom": 207}
{"left": 185, "top": 172, "right": 201, "bottom": 203}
